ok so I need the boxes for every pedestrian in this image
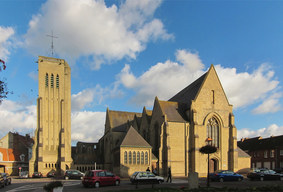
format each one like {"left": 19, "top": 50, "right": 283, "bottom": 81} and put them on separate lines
{"left": 153, "top": 168, "right": 157, "bottom": 175}
{"left": 146, "top": 167, "right": 150, "bottom": 172}
{"left": 166, "top": 167, "right": 172, "bottom": 183}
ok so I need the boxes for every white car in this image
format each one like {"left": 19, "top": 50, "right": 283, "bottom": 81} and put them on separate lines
{"left": 130, "top": 171, "right": 164, "bottom": 184}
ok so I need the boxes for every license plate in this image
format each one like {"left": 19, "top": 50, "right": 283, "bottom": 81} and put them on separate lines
{"left": 85, "top": 179, "right": 88, "bottom": 181}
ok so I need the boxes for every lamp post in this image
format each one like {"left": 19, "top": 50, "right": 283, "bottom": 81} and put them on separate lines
{"left": 205, "top": 137, "right": 212, "bottom": 188}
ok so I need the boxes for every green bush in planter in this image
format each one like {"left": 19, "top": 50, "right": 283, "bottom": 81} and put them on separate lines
{"left": 43, "top": 181, "right": 63, "bottom": 192}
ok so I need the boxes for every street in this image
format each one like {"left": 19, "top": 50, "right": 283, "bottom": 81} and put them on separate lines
{"left": 2, "top": 176, "right": 283, "bottom": 192}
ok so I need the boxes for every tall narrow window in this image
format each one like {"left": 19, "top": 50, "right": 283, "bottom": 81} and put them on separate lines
{"left": 141, "top": 152, "right": 144, "bottom": 164}
{"left": 51, "top": 74, "right": 54, "bottom": 88}
{"left": 211, "top": 90, "right": 215, "bottom": 104}
{"left": 45, "top": 73, "right": 48, "bottom": 87}
{"left": 56, "top": 75, "right": 59, "bottom": 88}
{"left": 124, "top": 151, "right": 127, "bottom": 164}
{"left": 137, "top": 152, "right": 140, "bottom": 164}
{"left": 206, "top": 117, "right": 219, "bottom": 148}
{"left": 129, "top": 151, "right": 132, "bottom": 164}
{"left": 145, "top": 152, "right": 148, "bottom": 164}
{"left": 133, "top": 152, "right": 136, "bottom": 164}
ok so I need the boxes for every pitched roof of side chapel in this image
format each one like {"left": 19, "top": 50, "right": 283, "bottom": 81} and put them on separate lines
{"left": 109, "top": 110, "right": 142, "bottom": 132}
{"left": 158, "top": 100, "right": 188, "bottom": 122}
{"left": 120, "top": 126, "right": 151, "bottom": 148}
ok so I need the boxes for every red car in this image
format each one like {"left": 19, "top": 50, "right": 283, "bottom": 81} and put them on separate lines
{"left": 82, "top": 170, "right": 120, "bottom": 188}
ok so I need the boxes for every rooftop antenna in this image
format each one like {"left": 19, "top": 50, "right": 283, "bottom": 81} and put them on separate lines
{"left": 46, "top": 30, "right": 58, "bottom": 58}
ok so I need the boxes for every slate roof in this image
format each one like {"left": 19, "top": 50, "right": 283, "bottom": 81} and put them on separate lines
{"left": 237, "top": 135, "right": 283, "bottom": 151}
{"left": 237, "top": 147, "right": 250, "bottom": 157}
{"left": 120, "top": 126, "right": 151, "bottom": 147}
{"left": 109, "top": 110, "right": 142, "bottom": 132}
{"left": 169, "top": 72, "right": 207, "bottom": 105}
{"left": 158, "top": 100, "right": 189, "bottom": 122}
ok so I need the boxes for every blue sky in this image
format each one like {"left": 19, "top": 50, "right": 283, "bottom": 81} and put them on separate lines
{"left": 1, "top": 0, "right": 283, "bottom": 145}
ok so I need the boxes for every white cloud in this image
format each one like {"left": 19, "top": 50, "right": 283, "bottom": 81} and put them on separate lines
{"left": 24, "top": 0, "right": 173, "bottom": 69}
{"left": 237, "top": 124, "right": 283, "bottom": 140}
{"left": 0, "top": 26, "right": 15, "bottom": 61}
{"left": 252, "top": 92, "right": 282, "bottom": 114}
{"left": 0, "top": 100, "right": 37, "bottom": 139}
{"left": 71, "top": 83, "right": 123, "bottom": 111}
{"left": 71, "top": 110, "right": 105, "bottom": 143}
{"left": 116, "top": 50, "right": 281, "bottom": 112}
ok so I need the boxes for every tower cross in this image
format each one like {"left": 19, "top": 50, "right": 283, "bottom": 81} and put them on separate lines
{"left": 46, "top": 30, "right": 58, "bottom": 57}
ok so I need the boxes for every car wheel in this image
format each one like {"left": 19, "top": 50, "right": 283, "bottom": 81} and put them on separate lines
{"left": 237, "top": 177, "right": 242, "bottom": 181}
{"left": 158, "top": 180, "right": 162, "bottom": 184}
{"left": 115, "top": 180, "right": 120, "bottom": 186}
{"left": 65, "top": 176, "right": 69, "bottom": 180}
{"left": 94, "top": 182, "right": 100, "bottom": 188}
{"left": 219, "top": 178, "right": 224, "bottom": 182}
{"left": 260, "top": 177, "right": 264, "bottom": 181}
{"left": 83, "top": 184, "right": 88, "bottom": 188}
{"left": 280, "top": 177, "right": 283, "bottom": 181}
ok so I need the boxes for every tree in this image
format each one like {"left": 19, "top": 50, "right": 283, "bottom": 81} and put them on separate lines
{"left": 0, "top": 59, "right": 9, "bottom": 104}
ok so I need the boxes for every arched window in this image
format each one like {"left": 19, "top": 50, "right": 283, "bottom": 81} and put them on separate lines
{"left": 45, "top": 73, "right": 48, "bottom": 87}
{"left": 51, "top": 74, "right": 54, "bottom": 88}
{"left": 141, "top": 152, "right": 144, "bottom": 164}
{"left": 124, "top": 151, "right": 127, "bottom": 164}
{"left": 206, "top": 117, "right": 219, "bottom": 148}
{"left": 56, "top": 75, "right": 59, "bottom": 88}
{"left": 129, "top": 151, "right": 132, "bottom": 164}
{"left": 45, "top": 163, "right": 47, "bottom": 168}
{"left": 49, "top": 163, "right": 50, "bottom": 168}
{"left": 133, "top": 152, "right": 136, "bottom": 164}
{"left": 145, "top": 152, "right": 148, "bottom": 164}
{"left": 137, "top": 152, "right": 140, "bottom": 164}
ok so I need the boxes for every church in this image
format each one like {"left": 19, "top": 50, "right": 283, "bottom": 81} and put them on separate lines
{"left": 96, "top": 64, "right": 250, "bottom": 177}
{"left": 29, "top": 56, "right": 250, "bottom": 177}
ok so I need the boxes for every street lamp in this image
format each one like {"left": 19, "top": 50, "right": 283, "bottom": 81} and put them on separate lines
{"left": 205, "top": 137, "right": 212, "bottom": 188}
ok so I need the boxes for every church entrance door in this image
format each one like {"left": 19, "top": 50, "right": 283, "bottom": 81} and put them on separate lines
{"left": 209, "top": 159, "right": 217, "bottom": 173}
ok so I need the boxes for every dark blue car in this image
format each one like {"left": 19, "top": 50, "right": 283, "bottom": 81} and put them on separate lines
{"left": 209, "top": 170, "right": 243, "bottom": 182}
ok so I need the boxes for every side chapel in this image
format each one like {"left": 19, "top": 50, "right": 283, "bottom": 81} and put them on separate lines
{"left": 97, "top": 64, "right": 250, "bottom": 177}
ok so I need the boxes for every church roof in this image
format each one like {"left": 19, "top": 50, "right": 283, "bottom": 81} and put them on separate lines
{"left": 168, "top": 72, "right": 207, "bottom": 105}
{"left": 158, "top": 100, "right": 188, "bottom": 122}
{"left": 109, "top": 110, "right": 142, "bottom": 132}
{"left": 237, "top": 147, "right": 250, "bottom": 158}
{"left": 120, "top": 126, "right": 151, "bottom": 148}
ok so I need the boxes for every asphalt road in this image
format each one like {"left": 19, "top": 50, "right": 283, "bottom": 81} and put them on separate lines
{"left": 2, "top": 176, "right": 283, "bottom": 192}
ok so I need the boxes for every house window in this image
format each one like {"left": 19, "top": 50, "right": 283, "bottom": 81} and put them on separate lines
{"left": 45, "top": 73, "right": 48, "bottom": 87}
{"left": 137, "top": 152, "right": 140, "bottom": 164}
{"left": 264, "top": 151, "right": 268, "bottom": 158}
{"left": 133, "top": 152, "right": 136, "bottom": 164}
{"left": 280, "top": 150, "right": 283, "bottom": 156}
{"left": 0, "top": 152, "right": 3, "bottom": 161}
{"left": 280, "top": 162, "right": 283, "bottom": 168}
{"left": 257, "top": 151, "right": 259, "bottom": 157}
{"left": 206, "top": 117, "right": 219, "bottom": 147}
{"left": 124, "top": 151, "right": 127, "bottom": 164}
{"left": 129, "top": 151, "right": 132, "bottom": 164}
{"left": 254, "top": 152, "right": 256, "bottom": 157}
{"left": 141, "top": 152, "right": 144, "bottom": 164}
{"left": 270, "top": 150, "right": 275, "bottom": 158}
{"left": 20, "top": 154, "right": 25, "bottom": 162}
{"left": 51, "top": 74, "right": 54, "bottom": 88}
{"left": 56, "top": 75, "right": 59, "bottom": 88}
{"left": 145, "top": 152, "right": 148, "bottom": 164}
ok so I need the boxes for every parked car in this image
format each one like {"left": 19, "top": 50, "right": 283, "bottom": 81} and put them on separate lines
{"left": 0, "top": 174, "right": 5, "bottom": 188}
{"left": 82, "top": 170, "right": 120, "bottom": 188}
{"left": 247, "top": 169, "right": 283, "bottom": 181}
{"left": 64, "top": 170, "right": 84, "bottom": 180}
{"left": 47, "top": 171, "right": 56, "bottom": 177}
{"left": 209, "top": 170, "right": 243, "bottom": 182}
{"left": 273, "top": 167, "right": 283, "bottom": 174}
{"left": 130, "top": 171, "right": 164, "bottom": 184}
{"left": 19, "top": 171, "right": 29, "bottom": 178}
{"left": 0, "top": 173, "right": 11, "bottom": 186}
{"left": 32, "top": 172, "right": 43, "bottom": 178}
